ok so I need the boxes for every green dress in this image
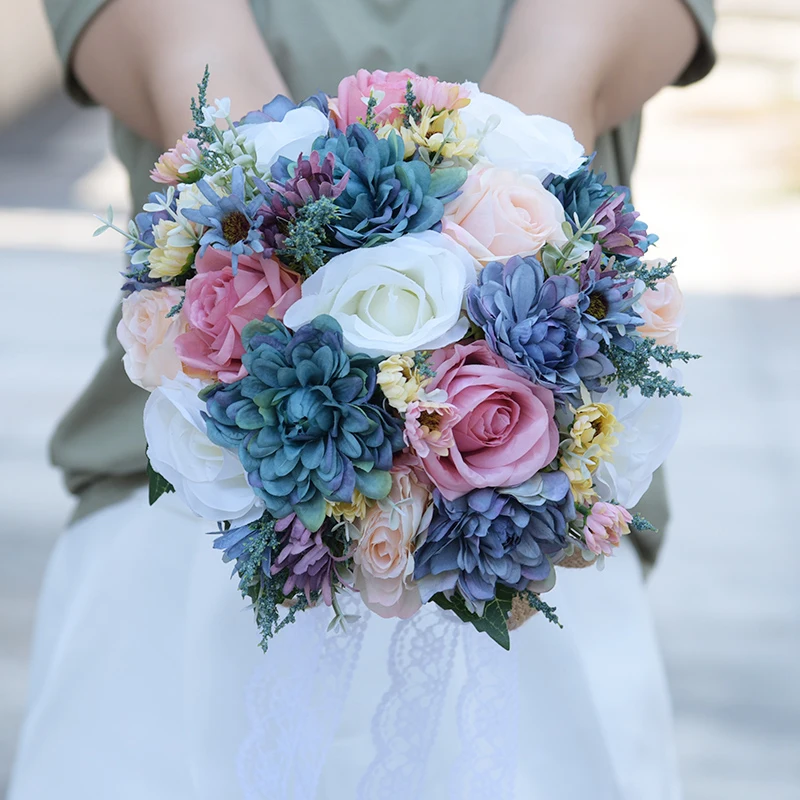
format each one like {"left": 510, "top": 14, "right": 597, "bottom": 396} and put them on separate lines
{"left": 43, "top": 0, "right": 715, "bottom": 567}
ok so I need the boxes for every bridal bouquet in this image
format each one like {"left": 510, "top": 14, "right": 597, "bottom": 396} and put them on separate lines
{"left": 100, "top": 68, "right": 696, "bottom": 650}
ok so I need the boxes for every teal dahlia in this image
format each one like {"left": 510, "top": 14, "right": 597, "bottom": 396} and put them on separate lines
{"left": 203, "top": 315, "right": 404, "bottom": 532}
{"left": 313, "top": 123, "right": 466, "bottom": 252}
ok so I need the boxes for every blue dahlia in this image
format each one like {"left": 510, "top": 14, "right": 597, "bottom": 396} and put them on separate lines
{"left": 466, "top": 255, "right": 612, "bottom": 396}
{"left": 203, "top": 315, "right": 404, "bottom": 532}
{"left": 312, "top": 123, "right": 466, "bottom": 251}
{"left": 182, "top": 166, "right": 266, "bottom": 272}
{"left": 413, "top": 486, "right": 571, "bottom": 610}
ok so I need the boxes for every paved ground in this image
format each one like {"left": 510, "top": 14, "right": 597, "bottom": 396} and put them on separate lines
{"left": 1, "top": 3, "right": 799, "bottom": 797}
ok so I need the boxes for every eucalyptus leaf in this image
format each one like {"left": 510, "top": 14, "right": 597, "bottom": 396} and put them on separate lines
{"left": 130, "top": 249, "right": 150, "bottom": 265}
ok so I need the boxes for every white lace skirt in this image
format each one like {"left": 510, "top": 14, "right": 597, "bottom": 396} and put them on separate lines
{"left": 9, "top": 488, "right": 681, "bottom": 799}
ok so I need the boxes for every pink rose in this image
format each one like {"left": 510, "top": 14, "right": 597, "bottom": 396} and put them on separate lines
{"left": 150, "top": 135, "right": 201, "bottom": 186}
{"left": 413, "top": 76, "right": 470, "bottom": 111}
{"left": 421, "top": 341, "right": 559, "bottom": 499}
{"left": 442, "top": 164, "right": 568, "bottom": 265}
{"left": 331, "top": 68, "right": 418, "bottom": 131}
{"left": 117, "top": 287, "right": 188, "bottom": 391}
{"left": 584, "top": 502, "right": 632, "bottom": 557}
{"left": 636, "top": 270, "right": 684, "bottom": 346}
{"left": 175, "top": 249, "right": 301, "bottom": 382}
{"left": 353, "top": 464, "right": 433, "bottom": 619}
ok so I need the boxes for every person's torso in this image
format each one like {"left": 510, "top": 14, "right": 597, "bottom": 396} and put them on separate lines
{"left": 53, "top": 0, "right": 643, "bottom": 524}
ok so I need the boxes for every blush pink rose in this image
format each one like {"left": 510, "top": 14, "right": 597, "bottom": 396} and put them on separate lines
{"left": 175, "top": 249, "right": 301, "bottom": 382}
{"left": 330, "top": 68, "right": 418, "bottom": 131}
{"left": 353, "top": 464, "right": 433, "bottom": 619}
{"left": 117, "top": 287, "right": 188, "bottom": 391}
{"left": 442, "top": 164, "right": 568, "bottom": 265}
{"left": 421, "top": 341, "right": 559, "bottom": 499}
{"left": 636, "top": 270, "right": 685, "bottom": 346}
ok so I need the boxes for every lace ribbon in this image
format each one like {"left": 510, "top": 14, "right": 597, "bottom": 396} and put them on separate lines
{"left": 236, "top": 595, "right": 368, "bottom": 799}
{"left": 357, "top": 605, "right": 460, "bottom": 799}
{"left": 450, "top": 624, "right": 520, "bottom": 799}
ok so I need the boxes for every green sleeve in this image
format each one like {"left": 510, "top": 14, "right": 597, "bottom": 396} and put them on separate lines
{"left": 43, "top": 0, "right": 112, "bottom": 105}
{"left": 676, "top": 0, "right": 716, "bottom": 86}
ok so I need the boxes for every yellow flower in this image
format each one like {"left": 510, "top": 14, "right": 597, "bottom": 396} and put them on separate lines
{"left": 378, "top": 106, "right": 479, "bottom": 163}
{"left": 567, "top": 403, "right": 621, "bottom": 472}
{"left": 559, "top": 462, "right": 597, "bottom": 506}
{"left": 148, "top": 219, "right": 195, "bottom": 280}
{"left": 377, "top": 353, "right": 427, "bottom": 413}
{"left": 325, "top": 490, "right": 371, "bottom": 524}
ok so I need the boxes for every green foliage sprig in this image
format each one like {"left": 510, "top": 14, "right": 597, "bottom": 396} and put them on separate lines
{"left": 605, "top": 337, "right": 700, "bottom": 398}
{"left": 402, "top": 80, "right": 421, "bottom": 126}
{"left": 630, "top": 257, "right": 677, "bottom": 290}
{"left": 277, "top": 196, "right": 341, "bottom": 278}
{"left": 522, "top": 590, "right": 563, "bottom": 629}
{"left": 189, "top": 65, "right": 214, "bottom": 144}
{"left": 631, "top": 514, "right": 658, "bottom": 533}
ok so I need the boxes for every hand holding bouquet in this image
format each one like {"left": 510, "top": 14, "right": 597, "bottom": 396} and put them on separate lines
{"left": 101, "top": 68, "right": 696, "bottom": 650}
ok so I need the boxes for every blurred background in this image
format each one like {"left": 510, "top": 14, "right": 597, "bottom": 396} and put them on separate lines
{"left": 1, "top": 0, "right": 798, "bottom": 797}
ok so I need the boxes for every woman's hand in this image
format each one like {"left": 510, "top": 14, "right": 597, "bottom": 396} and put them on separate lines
{"left": 72, "top": 0, "right": 290, "bottom": 148}
{"left": 481, "top": 0, "right": 700, "bottom": 150}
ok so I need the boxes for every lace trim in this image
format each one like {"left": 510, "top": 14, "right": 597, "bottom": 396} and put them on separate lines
{"left": 450, "top": 625, "right": 520, "bottom": 799}
{"left": 236, "top": 595, "right": 368, "bottom": 799}
{"left": 357, "top": 605, "right": 459, "bottom": 799}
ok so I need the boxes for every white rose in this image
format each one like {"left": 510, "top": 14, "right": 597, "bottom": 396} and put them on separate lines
{"left": 282, "top": 232, "right": 476, "bottom": 358}
{"left": 592, "top": 375, "right": 682, "bottom": 509}
{"left": 461, "top": 84, "right": 585, "bottom": 180}
{"left": 116, "top": 288, "right": 187, "bottom": 391}
{"left": 144, "top": 374, "right": 263, "bottom": 524}
{"left": 237, "top": 106, "right": 330, "bottom": 174}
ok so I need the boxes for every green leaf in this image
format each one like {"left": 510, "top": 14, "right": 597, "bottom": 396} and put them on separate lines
{"left": 428, "top": 166, "right": 467, "bottom": 198}
{"left": 354, "top": 467, "right": 392, "bottom": 500}
{"left": 432, "top": 585, "right": 514, "bottom": 650}
{"left": 92, "top": 225, "right": 109, "bottom": 237}
{"left": 147, "top": 461, "right": 175, "bottom": 506}
{"left": 293, "top": 493, "right": 327, "bottom": 533}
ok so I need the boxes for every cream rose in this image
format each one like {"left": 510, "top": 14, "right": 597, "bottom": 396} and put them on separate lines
{"left": 144, "top": 374, "right": 263, "bottom": 524}
{"left": 116, "top": 287, "right": 188, "bottom": 391}
{"left": 352, "top": 464, "right": 433, "bottom": 619}
{"left": 282, "top": 232, "right": 476, "bottom": 357}
{"left": 635, "top": 270, "right": 685, "bottom": 346}
{"left": 442, "top": 164, "right": 569, "bottom": 265}
{"left": 460, "top": 85, "right": 586, "bottom": 179}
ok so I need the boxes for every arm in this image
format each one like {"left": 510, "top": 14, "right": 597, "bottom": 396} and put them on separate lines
{"left": 71, "top": 0, "right": 290, "bottom": 148}
{"left": 481, "top": 0, "right": 701, "bottom": 149}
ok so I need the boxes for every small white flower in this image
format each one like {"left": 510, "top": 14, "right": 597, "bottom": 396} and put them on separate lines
{"left": 461, "top": 84, "right": 586, "bottom": 180}
{"left": 144, "top": 374, "right": 264, "bottom": 524}
{"left": 283, "top": 232, "right": 477, "bottom": 358}
{"left": 200, "top": 97, "right": 231, "bottom": 128}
